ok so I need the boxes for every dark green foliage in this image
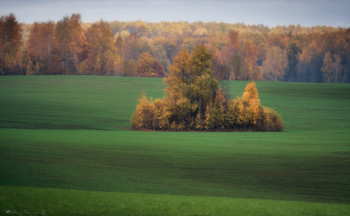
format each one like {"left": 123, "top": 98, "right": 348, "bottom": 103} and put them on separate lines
{"left": 286, "top": 40, "right": 302, "bottom": 81}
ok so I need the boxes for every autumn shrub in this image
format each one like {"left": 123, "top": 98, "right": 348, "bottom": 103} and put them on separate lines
{"left": 131, "top": 45, "right": 283, "bottom": 132}
{"left": 131, "top": 94, "right": 154, "bottom": 129}
{"left": 151, "top": 99, "right": 170, "bottom": 130}
{"left": 258, "top": 107, "right": 284, "bottom": 132}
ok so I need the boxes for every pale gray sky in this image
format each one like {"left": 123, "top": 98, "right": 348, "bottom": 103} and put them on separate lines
{"left": 0, "top": 0, "right": 349, "bottom": 27}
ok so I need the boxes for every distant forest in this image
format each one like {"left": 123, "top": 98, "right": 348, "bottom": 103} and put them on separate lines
{"left": 1, "top": 13, "right": 349, "bottom": 83}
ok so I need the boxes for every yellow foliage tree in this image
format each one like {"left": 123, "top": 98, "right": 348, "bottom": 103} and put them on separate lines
{"left": 225, "top": 82, "right": 283, "bottom": 131}
{"left": 131, "top": 94, "right": 154, "bottom": 129}
{"left": 242, "top": 82, "right": 261, "bottom": 126}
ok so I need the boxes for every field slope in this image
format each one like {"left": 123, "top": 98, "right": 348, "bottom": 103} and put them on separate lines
{"left": 0, "top": 76, "right": 349, "bottom": 215}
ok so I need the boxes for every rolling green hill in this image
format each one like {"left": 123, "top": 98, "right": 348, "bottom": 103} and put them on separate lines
{"left": 0, "top": 76, "right": 349, "bottom": 215}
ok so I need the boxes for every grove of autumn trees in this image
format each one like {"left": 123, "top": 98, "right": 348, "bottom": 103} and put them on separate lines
{"left": 1, "top": 13, "right": 350, "bottom": 83}
{"left": 131, "top": 45, "right": 284, "bottom": 131}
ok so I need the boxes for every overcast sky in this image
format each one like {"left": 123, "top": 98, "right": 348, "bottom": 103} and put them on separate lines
{"left": 0, "top": 0, "right": 349, "bottom": 27}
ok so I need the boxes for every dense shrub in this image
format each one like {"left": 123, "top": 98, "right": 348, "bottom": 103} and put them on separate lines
{"left": 131, "top": 94, "right": 154, "bottom": 129}
{"left": 131, "top": 45, "right": 283, "bottom": 132}
{"left": 258, "top": 107, "right": 284, "bottom": 132}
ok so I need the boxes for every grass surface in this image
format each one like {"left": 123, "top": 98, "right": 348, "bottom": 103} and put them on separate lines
{"left": 1, "top": 186, "right": 350, "bottom": 216}
{"left": 0, "top": 76, "right": 350, "bottom": 215}
{"left": 0, "top": 76, "right": 165, "bottom": 130}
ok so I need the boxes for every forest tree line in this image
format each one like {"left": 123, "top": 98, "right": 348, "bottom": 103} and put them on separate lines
{"left": 1, "top": 13, "right": 349, "bottom": 83}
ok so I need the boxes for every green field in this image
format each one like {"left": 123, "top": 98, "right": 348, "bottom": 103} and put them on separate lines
{"left": 0, "top": 76, "right": 350, "bottom": 215}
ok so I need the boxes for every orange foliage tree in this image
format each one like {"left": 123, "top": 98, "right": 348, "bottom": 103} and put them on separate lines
{"left": 26, "top": 22, "right": 55, "bottom": 74}
{"left": 0, "top": 13, "right": 22, "bottom": 75}
{"left": 136, "top": 52, "right": 165, "bottom": 77}
{"left": 263, "top": 46, "right": 288, "bottom": 81}
{"left": 77, "top": 20, "right": 123, "bottom": 75}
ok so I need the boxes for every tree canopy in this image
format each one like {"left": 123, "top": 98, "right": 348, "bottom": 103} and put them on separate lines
{"left": 2, "top": 13, "right": 349, "bottom": 83}
{"left": 131, "top": 45, "right": 283, "bottom": 132}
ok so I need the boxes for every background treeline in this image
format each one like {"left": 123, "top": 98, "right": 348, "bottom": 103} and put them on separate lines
{"left": 1, "top": 13, "right": 350, "bottom": 83}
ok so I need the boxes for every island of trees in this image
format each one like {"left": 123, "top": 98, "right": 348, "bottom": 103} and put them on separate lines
{"left": 131, "top": 45, "right": 283, "bottom": 132}
{"left": 1, "top": 13, "right": 350, "bottom": 83}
